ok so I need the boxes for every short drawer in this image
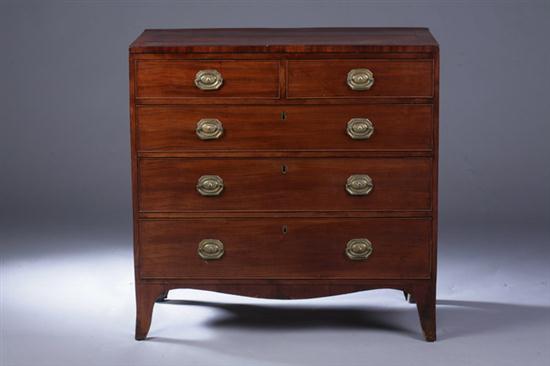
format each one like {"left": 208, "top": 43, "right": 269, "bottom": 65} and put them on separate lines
{"left": 287, "top": 60, "right": 433, "bottom": 98}
{"left": 135, "top": 60, "right": 280, "bottom": 98}
{"left": 138, "top": 157, "right": 432, "bottom": 212}
{"left": 138, "top": 218, "right": 432, "bottom": 279}
{"left": 137, "top": 104, "right": 433, "bottom": 152}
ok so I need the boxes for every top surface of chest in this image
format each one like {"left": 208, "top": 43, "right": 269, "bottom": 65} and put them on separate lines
{"left": 130, "top": 27, "right": 438, "bottom": 54}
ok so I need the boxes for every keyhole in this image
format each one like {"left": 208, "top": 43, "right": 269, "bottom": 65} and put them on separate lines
{"left": 282, "top": 225, "right": 288, "bottom": 234}
{"left": 281, "top": 164, "right": 288, "bottom": 175}
{"left": 280, "top": 111, "right": 287, "bottom": 121}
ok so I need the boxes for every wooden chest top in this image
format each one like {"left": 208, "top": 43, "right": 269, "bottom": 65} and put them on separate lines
{"left": 130, "top": 27, "right": 438, "bottom": 54}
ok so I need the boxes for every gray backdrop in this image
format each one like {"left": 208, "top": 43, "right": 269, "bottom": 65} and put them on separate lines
{"left": 2, "top": 0, "right": 549, "bottom": 232}
{"left": 1, "top": 1, "right": 549, "bottom": 366}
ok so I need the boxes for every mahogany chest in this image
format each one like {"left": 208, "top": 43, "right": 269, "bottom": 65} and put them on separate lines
{"left": 129, "top": 28, "right": 439, "bottom": 341}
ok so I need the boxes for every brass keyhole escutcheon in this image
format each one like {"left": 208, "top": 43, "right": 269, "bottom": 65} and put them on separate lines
{"left": 280, "top": 111, "right": 287, "bottom": 121}
{"left": 281, "top": 164, "right": 288, "bottom": 175}
{"left": 282, "top": 225, "right": 288, "bottom": 234}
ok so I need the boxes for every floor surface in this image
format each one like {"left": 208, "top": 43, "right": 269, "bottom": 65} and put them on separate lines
{"left": 1, "top": 226, "right": 549, "bottom": 366}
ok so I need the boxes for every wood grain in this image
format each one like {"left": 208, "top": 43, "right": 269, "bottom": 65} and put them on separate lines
{"left": 138, "top": 157, "right": 432, "bottom": 212}
{"left": 138, "top": 218, "right": 431, "bottom": 279}
{"left": 136, "top": 60, "right": 279, "bottom": 98}
{"left": 130, "top": 28, "right": 438, "bottom": 54}
{"left": 137, "top": 104, "right": 433, "bottom": 152}
{"left": 287, "top": 59, "right": 433, "bottom": 98}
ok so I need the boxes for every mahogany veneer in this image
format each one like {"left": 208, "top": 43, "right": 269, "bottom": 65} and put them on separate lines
{"left": 139, "top": 218, "right": 432, "bottom": 280}
{"left": 139, "top": 158, "right": 432, "bottom": 212}
{"left": 287, "top": 59, "right": 434, "bottom": 98}
{"left": 129, "top": 28, "right": 439, "bottom": 341}
{"left": 137, "top": 105, "right": 433, "bottom": 151}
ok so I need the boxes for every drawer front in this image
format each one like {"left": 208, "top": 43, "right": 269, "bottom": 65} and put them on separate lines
{"left": 287, "top": 60, "right": 433, "bottom": 98}
{"left": 137, "top": 105, "right": 433, "bottom": 152}
{"left": 139, "top": 158, "right": 432, "bottom": 212}
{"left": 138, "top": 218, "right": 431, "bottom": 279}
{"left": 136, "top": 60, "right": 280, "bottom": 98}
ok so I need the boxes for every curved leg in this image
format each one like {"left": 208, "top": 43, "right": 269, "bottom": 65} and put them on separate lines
{"left": 135, "top": 283, "right": 166, "bottom": 340}
{"left": 414, "top": 283, "right": 436, "bottom": 342}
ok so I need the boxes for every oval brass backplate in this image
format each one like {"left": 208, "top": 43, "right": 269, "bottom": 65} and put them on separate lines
{"left": 198, "top": 239, "right": 224, "bottom": 260}
{"left": 347, "top": 118, "right": 374, "bottom": 140}
{"left": 196, "top": 118, "right": 223, "bottom": 140}
{"left": 345, "top": 238, "right": 373, "bottom": 260}
{"left": 196, "top": 175, "right": 224, "bottom": 196}
{"left": 347, "top": 68, "right": 375, "bottom": 90}
{"left": 194, "top": 69, "right": 223, "bottom": 90}
{"left": 345, "top": 174, "right": 374, "bottom": 196}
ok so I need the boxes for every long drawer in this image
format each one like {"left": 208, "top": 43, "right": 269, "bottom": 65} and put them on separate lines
{"left": 137, "top": 104, "right": 433, "bottom": 152}
{"left": 138, "top": 157, "right": 432, "bottom": 212}
{"left": 138, "top": 218, "right": 432, "bottom": 279}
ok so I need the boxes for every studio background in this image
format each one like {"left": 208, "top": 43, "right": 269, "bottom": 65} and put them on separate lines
{"left": 1, "top": 1, "right": 549, "bottom": 366}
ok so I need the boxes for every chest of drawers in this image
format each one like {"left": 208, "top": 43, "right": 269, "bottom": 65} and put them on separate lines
{"left": 129, "top": 28, "right": 439, "bottom": 341}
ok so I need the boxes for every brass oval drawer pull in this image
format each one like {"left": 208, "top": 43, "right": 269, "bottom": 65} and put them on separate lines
{"left": 194, "top": 69, "right": 223, "bottom": 90}
{"left": 346, "top": 238, "right": 373, "bottom": 260}
{"left": 196, "top": 118, "right": 223, "bottom": 140}
{"left": 346, "top": 174, "right": 373, "bottom": 196}
{"left": 347, "top": 68, "right": 374, "bottom": 90}
{"left": 196, "top": 175, "right": 224, "bottom": 196}
{"left": 347, "top": 118, "right": 374, "bottom": 139}
{"left": 198, "top": 239, "right": 224, "bottom": 260}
